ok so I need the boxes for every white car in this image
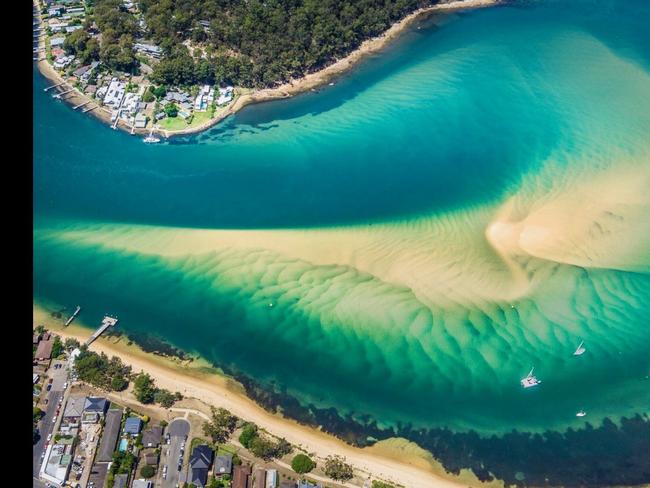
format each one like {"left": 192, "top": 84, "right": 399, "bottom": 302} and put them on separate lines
{"left": 47, "top": 434, "right": 52, "bottom": 441}
{"left": 52, "top": 416, "right": 57, "bottom": 423}
{"left": 63, "top": 382, "right": 68, "bottom": 389}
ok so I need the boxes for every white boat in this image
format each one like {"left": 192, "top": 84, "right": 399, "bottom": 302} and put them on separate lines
{"left": 144, "top": 128, "right": 160, "bottom": 144}
{"left": 576, "top": 410, "right": 587, "bottom": 417}
{"left": 520, "top": 367, "right": 541, "bottom": 388}
{"left": 573, "top": 340, "right": 586, "bottom": 356}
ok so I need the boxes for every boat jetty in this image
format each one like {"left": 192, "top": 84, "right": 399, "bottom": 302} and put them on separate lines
{"left": 84, "top": 315, "right": 118, "bottom": 346}
{"left": 64, "top": 305, "right": 81, "bottom": 326}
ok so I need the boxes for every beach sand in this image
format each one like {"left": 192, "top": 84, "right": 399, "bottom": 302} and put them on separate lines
{"left": 35, "top": 0, "right": 501, "bottom": 138}
{"left": 34, "top": 304, "right": 480, "bottom": 488}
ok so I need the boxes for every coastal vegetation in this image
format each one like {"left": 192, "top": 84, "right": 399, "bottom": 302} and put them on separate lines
{"left": 291, "top": 453, "right": 316, "bottom": 474}
{"left": 133, "top": 371, "right": 183, "bottom": 407}
{"left": 73, "top": 348, "right": 132, "bottom": 391}
{"left": 202, "top": 406, "right": 238, "bottom": 443}
{"left": 324, "top": 455, "right": 354, "bottom": 481}
{"left": 238, "top": 422, "right": 292, "bottom": 461}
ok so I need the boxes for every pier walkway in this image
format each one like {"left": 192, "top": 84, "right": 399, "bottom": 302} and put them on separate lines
{"left": 84, "top": 316, "right": 118, "bottom": 346}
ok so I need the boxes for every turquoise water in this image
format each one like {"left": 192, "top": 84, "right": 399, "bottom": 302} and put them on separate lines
{"left": 34, "top": 0, "right": 650, "bottom": 460}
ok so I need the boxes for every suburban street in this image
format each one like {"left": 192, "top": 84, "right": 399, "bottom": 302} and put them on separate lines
{"left": 33, "top": 358, "right": 70, "bottom": 487}
{"left": 160, "top": 417, "right": 190, "bottom": 488}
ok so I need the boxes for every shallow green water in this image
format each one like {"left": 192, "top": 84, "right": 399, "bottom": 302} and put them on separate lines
{"left": 34, "top": 0, "right": 650, "bottom": 442}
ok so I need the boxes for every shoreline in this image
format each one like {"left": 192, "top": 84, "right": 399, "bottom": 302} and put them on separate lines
{"left": 33, "top": 303, "right": 484, "bottom": 488}
{"left": 35, "top": 0, "right": 501, "bottom": 139}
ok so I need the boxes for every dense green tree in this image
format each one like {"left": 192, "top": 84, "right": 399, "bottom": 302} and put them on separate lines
{"left": 140, "top": 465, "right": 155, "bottom": 478}
{"left": 110, "top": 375, "right": 128, "bottom": 391}
{"left": 238, "top": 423, "right": 258, "bottom": 449}
{"left": 203, "top": 407, "right": 237, "bottom": 443}
{"left": 291, "top": 453, "right": 315, "bottom": 474}
{"left": 133, "top": 372, "right": 156, "bottom": 404}
{"left": 152, "top": 85, "right": 167, "bottom": 98}
{"left": 164, "top": 103, "right": 178, "bottom": 118}
{"left": 153, "top": 389, "right": 176, "bottom": 408}
{"left": 74, "top": 348, "right": 132, "bottom": 390}
{"left": 64, "top": 337, "right": 80, "bottom": 351}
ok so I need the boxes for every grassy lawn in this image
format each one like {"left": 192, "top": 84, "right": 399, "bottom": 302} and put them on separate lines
{"left": 217, "top": 444, "right": 238, "bottom": 457}
{"left": 190, "top": 436, "right": 208, "bottom": 452}
{"left": 158, "top": 110, "right": 216, "bottom": 131}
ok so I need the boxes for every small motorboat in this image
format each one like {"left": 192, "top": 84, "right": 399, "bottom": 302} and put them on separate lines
{"left": 576, "top": 410, "right": 587, "bottom": 417}
{"left": 144, "top": 127, "right": 161, "bottom": 144}
{"left": 573, "top": 340, "right": 586, "bottom": 356}
{"left": 521, "top": 367, "right": 541, "bottom": 388}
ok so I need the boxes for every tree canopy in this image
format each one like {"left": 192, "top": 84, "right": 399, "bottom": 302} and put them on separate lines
{"left": 291, "top": 453, "right": 316, "bottom": 474}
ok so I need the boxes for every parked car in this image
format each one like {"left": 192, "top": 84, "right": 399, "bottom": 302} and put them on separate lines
{"left": 48, "top": 378, "right": 53, "bottom": 384}
{"left": 52, "top": 416, "right": 57, "bottom": 423}
{"left": 47, "top": 433, "right": 52, "bottom": 441}
{"left": 44, "top": 398, "right": 49, "bottom": 405}
{"left": 46, "top": 384, "right": 52, "bottom": 391}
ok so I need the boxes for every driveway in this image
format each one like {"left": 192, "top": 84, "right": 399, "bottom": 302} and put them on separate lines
{"left": 161, "top": 418, "right": 190, "bottom": 488}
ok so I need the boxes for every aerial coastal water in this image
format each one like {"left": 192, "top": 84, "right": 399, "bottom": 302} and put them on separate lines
{"left": 34, "top": 0, "right": 650, "bottom": 483}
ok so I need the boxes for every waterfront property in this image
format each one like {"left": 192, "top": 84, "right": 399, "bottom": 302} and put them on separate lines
{"left": 142, "top": 425, "right": 163, "bottom": 447}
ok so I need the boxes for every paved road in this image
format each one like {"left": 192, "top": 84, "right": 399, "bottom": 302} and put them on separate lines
{"left": 33, "top": 359, "right": 70, "bottom": 480}
{"left": 161, "top": 418, "right": 190, "bottom": 488}
{"left": 33, "top": 389, "right": 62, "bottom": 478}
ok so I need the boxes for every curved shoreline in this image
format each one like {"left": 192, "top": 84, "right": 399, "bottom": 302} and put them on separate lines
{"left": 33, "top": 303, "right": 481, "bottom": 488}
{"left": 35, "top": 0, "right": 501, "bottom": 139}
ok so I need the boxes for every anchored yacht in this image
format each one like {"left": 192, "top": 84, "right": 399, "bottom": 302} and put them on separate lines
{"left": 573, "top": 340, "right": 586, "bottom": 356}
{"left": 521, "top": 367, "right": 541, "bottom": 388}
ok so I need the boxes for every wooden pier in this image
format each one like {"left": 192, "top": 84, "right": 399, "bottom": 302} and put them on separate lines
{"left": 82, "top": 104, "right": 98, "bottom": 114}
{"left": 73, "top": 100, "right": 90, "bottom": 110}
{"left": 44, "top": 82, "right": 66, "bottom": 92}
{"left": 64, "top": 306, "right": 81, "bottom": 326}
{"left": 84, "top": 316, "right": 118, "bottom": 346}
{"left": 53, "top": 89, "right": 74, "bottom": 99}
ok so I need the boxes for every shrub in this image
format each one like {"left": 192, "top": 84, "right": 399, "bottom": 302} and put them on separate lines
{"left": 291, "top": 454, "right": 315, "bottom": 474}
{"left": 324, "top": 455, "right": 353, "bottom": 481}
{"left": 140, "top": 465, "right": 155, "bottom": 478}
{"left": 238, "top": 423, "right": 258, "bottom": 448}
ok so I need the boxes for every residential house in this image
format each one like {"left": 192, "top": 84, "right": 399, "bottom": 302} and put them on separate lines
{"left": 253, "top": 467, "right": 266, "bottom": 488}
{"left": 96, "top": 409, "right": 122, "bottom": 462}
{"left": 134, "top": 112, "right": 147, "bottom": 128}
{"left": 213, "top": 454, "right": 232, "bottom": 477}
{"left": 33, "top": 374, "right": 40, "bottom": 384}
{"left": 134, "top": 42, "right": 163, "bottom": 59}
{"left": 189, "top": 444, "right": 214, "bottom": 488}
{"left": 66, "top": 25, "right": 82, "bottom": 33}
{"left": 83, "top": 397, "right": 108, "bottom": 420}
{"left": 113, "top": 473, "right": 129, "bottom": 488}
{"left": 33, "top": 333, "right": 41, "bottom": 345}
{"left": 217, "top": 86, "right": 234, "bottom": 105}
{"left": 142, "top": 425, "right": 163, "bottom": 448}
{"left": 132, "top": 480, "right": 153, "bottom": 488}
{"left": 63, "top": 395, "right": 86, "bottom": 424}
{"left": 41, "top": 438, "right": 75, "bottom": 486}
{"left": 297, "top": 482, "right": 322, "bottom": 488}
{"left": 123, "top": 416, "right": 143, "bottom": 436}
{"left": 35, "top": 336, "right": 54, "bottom": 360}
{"left": 48, "top": 7, "right": 63, "bottom": 16}
{"left": 165, "top": 91, "right": 191, "bottom": 104}
{"left": 265, "top": 469, "right": 278, "bottom": 488}
{"left": 73, "top": 64, "right": 92, "bottom": 78}
{"left": 233, "top": 464, "right": 252, "bottom": 488}
{"left": 103, "top": 78, "right": 126, "bottom": 109}
{"left": 143, "top": 450, "right": 159, "bottom": 466}
{"left": 53, "top": 54, "right": 75, "bottom": 69}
